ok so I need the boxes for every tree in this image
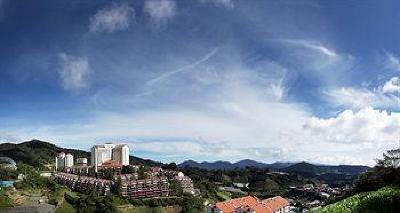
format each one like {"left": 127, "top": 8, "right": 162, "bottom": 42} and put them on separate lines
{"left": 182, "top": 194, "right": 205, "bottom": 213}
{"left": 355, "top": 148, "right": 400, "bottom": 192}
{"left": 169, "top": 180, "right": 183, "bottom": 196}
{"left": 377, "top": 148, "right": 400, "bottom": 168}
{"left": 162, "top": 162, "right": 178, "bottom": 170}
{"left": 122, "top": 165, "right": 135, "bottom": 174}
{"left": 138, "top": 165, "right": 148, "bottom": 180}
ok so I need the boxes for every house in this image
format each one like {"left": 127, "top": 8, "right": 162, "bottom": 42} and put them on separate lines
{"left": 208, "top": 195, "right": 290, "bottom": 213}
{"left": 261, "top": 196, "right": 290, "bottom": 213}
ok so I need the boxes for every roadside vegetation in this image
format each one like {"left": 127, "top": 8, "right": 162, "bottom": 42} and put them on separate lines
{"left": 317, "top": 186, "right": 400, "bottom": 213}
{"left": 317, "top": 148, "right": 400, "bottom": 212}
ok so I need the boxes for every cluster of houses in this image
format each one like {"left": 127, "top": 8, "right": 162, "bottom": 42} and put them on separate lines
{"left": 54, "top": 143, "right": 197, "bottom": 199}
{"left": 207, "top": 195, "right": 290, "bottom": 213}
{"left": 288, "top": 183, "right": 349, "bottom": 209}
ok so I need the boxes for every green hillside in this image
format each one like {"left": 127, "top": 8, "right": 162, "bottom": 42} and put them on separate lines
{"left": 0, "top": 140, "right": 163, "bottom": 168}
{"left": 316, "top": 186, "right": 400, "bottom": 213}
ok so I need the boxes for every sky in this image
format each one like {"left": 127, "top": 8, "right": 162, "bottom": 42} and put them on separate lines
{"left": 1, "top": 0, "right": 400, "bottom": 166}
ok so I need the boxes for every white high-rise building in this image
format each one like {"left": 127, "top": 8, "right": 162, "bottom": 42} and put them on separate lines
{"left": 55, "top": 152, "right": 74, "bottom": 171}
{"left": 91, "top": 143, "right": 130, "bottom": 170}
{"left": 112, "top": 144, "right": 130, "bottom": 166}
{"left": 65, "top": 153, "right": 74, "bottom": 168}
{"left": 56, "top": 152, "right": 65, "bottom": 171}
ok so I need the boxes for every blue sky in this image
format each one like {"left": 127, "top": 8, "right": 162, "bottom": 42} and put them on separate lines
{"left": 1, "top": 0, "right": 400, "bottom": 165}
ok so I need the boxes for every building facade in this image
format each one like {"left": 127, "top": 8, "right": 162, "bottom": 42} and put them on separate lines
{"left": 56, "top": 152, "right": 74, "bottom": 171}
{"left": 55, "top": 172, "right": 111, "bottom": 195}
{"left": 76, "top": 158, "right": 88, "bottom": 166}
{"left": 175, "top": 172, "right": 195, "bottom": 194}
{"left": 91, "top": 143, "right": 130, "bottom": 171}
{"left": 65, "top": 153, "right": 74, "bottom": 168}
{"left": 120, "top": 177, "right": 169, "bottom": 199}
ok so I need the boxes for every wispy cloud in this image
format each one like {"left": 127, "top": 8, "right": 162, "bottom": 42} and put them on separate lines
{"left": 146, "top": 47, "right": 219, "bottom": 86}
{"left": 144, "top": 0, "right": 176, "bottom": 30}
{"left": 89, "top": 2, "right": 135, "bottom": 33}
{"left": 281, "top": 39, "right": 337, "bottom": 58}
{"left": 383, "top": 51, "right": 400, "bottom": 71}
{"left": 276, "top": 39, "right": 354, "bottom": 87}
{"left": 58, "top": 53, "right": 90, "bottom": 91}
{"left": 325, "top": 76, "right": 400, "bottom": 110}
{"left": 200, "top": 0, "right": 234, "bottom": 8}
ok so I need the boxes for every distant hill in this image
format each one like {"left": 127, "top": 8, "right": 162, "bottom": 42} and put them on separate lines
{"left": 178, "top": 160, "right": 369, "bottom": 176}
{"left": 0, "top": 140, "right": 163, "bottom": 167}
{"left": 178, "top": 159, "right": 295, "bottom": 170}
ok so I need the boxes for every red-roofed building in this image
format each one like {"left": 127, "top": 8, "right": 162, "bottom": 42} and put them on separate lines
{"left": 208, "top": 196, "right": 290, "bottom": 213}
{"left": 262, "top": 196, "right": 290, "bottom": 212}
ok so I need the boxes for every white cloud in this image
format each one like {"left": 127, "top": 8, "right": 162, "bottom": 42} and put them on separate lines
{"left": 58, "top": 53, "right": 90, "bottom": 91}
{"left": 325, "top": 77, "right": 400, "bottom": 109}
{"left": 304, "top": 107, "right": 400, "bottom": 144}
{"left": 89, "top": 3, "right": 135, "bottom": 33}
{"left": 382, "top": 77, "right": 400, "bottom": 94}
{"left": 144, "top": 0, "right": 176, "bottom": 29}
{"left": 325, "top": 87, "right": 399, "bottom": 109}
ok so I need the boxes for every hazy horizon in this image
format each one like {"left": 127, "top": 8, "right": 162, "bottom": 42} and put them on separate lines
{"left": 1, "top": 0, "right": 400, "bottom": 167}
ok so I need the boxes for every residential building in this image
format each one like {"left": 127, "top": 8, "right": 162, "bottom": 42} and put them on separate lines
{"left": 112, "top": 144, "right": 130, "bottom": 166}
{"left": 76, "top": 158, "right": 88, "bottom": 166}
{"left": 120, "top": 177, "right": 169, "bottom": 199}
{"left": 175, "top": 172, "right": 195, "bottom": 194}
{"left": 91, "top": 143, "right": 130, "bottom": 171}
{"left": 55, "top": 172, "right": 111, "bottom": 195}
{"left": 56, "top": 152, "right": 74, "bottom": 171}
{"left": 56, "top": 152, "right": 65, "bottom": 171}
{"left": 262, "top": 196, "right": 290, "bottom": 213}
{"left": 208, "top": 195, "right": 290, "bottom": 213}
{"left": 65, "top": 153, "right": 74, "bottom": 168}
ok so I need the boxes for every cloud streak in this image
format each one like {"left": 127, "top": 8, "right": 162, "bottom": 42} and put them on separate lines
{"left": 146, "top": 47, "right": 219, "bottom": 86}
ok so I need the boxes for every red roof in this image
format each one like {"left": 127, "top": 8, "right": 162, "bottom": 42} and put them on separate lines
{"left": 215, "top": 196, "right": 273, "bottom": 213}
{"left": 262, "top": 196, "right": 290, "bottom": 211}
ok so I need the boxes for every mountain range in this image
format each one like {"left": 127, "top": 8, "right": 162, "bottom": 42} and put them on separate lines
{"left": 0, "top": 140, "right": 370, "bottom": 177}
{"left": 178, "top": 159, "right": 370, "bottom": 176}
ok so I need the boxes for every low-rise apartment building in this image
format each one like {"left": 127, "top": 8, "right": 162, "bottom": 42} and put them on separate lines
{"left": 174, "top": 172, "right": 195, "bottom": 194}
{"left": 55, "top": 172, "right": 111, "bottom": 195}
{"left": 120, "top": 177, "right": 169, "bottom": 199}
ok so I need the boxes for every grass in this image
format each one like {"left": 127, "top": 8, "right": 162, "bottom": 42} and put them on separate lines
{"left": 216, "top": 191, "right": 231, "bottom": 201}
{"left": 54, "top": 200, "right": 77, "bottom": 213}
{"left": 316, "top": 186, "right": 400, "bottom": 213}
{"left": 0, "top": 189, "right": 13, "bottom": 209}
{"left": 0, "top": 194, "right": 13, "bottom": 208}
{"left": 117, "top": 205, "right": 182, "bottom": 213}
